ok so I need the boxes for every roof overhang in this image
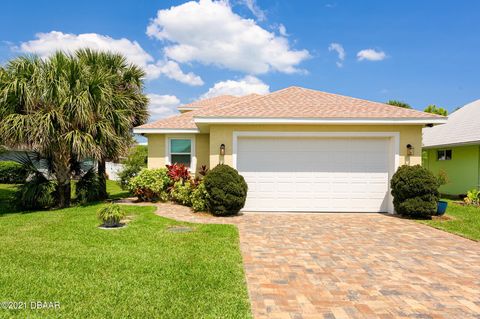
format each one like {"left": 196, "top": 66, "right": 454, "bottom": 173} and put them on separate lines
{"left": 423, "top": 140, "right": 480, "bottom": 149}
{"left": 133, "top": 128, "right": 200, "bottom": 134}
{"left": 177, "top": 107, "right": 198, "bottom": 112}
{"left": 193, "top": 117, "right": 448, "bottom": 125}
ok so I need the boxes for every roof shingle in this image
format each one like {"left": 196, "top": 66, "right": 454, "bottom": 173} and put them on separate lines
{"left": 195, "top": 87, "right": 444, "bottom": 119}
{"left": 136, "top": 86, "right": 444, "bottom": 130}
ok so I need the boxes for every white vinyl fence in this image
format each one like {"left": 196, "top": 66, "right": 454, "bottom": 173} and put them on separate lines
{"left": 106, "top": 162, "right": 124, "bottom": 181}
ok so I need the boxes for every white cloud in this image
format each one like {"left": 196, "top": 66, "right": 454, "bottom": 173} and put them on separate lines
{"left": 146, "top": 0, "right": 309, "bottom": 74}
{"left": 278, "top": 24, "right": 288, "bottom": 37}
{"left": 328, "top": 42, "right": 345, "bottom": 67}
{"left": 239, "top": 0, "right": 266, "bottom": 21}
{"left": 20, "top": 31, "right": 153, "bottom": 68}
{"left": 146, "top": 60, "right": 204, "bottom": 86}
{"left": 147, "top": 93, "right": 181, "bottom": 120}
{"left": 200, "top": 75, "right": 269, "bottom": 99}
{"left": 17, "top": 31, "right": 203, "bottom": 85}
{"left": 357, "top": 48, "right": 387, "bottom": 61}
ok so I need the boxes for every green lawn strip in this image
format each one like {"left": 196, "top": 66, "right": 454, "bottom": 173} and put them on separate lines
{"left": 417, "top": 199, "right": 480, "bottom": 241}
{"left": 0, "top": 204, "right": 252, "bottom": 318}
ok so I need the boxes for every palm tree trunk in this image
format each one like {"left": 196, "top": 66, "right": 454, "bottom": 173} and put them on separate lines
{"left": 54, "top": 156, "right": 71, "bottom": 208}
{"left": 97, "top": 159, "right": 108, "bottom": 200}
{"left": 57, "top": 178, "right": 71, "bottom": 208}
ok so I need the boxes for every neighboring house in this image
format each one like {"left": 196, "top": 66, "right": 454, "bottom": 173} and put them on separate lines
{"left": 423, "top": 99, "right": 480, "bottom": 196}
{"left": 134, "top": 86, "right": 445, "bottom": 213}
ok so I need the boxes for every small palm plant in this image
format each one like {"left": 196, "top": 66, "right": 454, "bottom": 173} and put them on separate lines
{"left": 464, "top": 189, "right": 480, "bottom": 207}
{"left": 97, "top": 204, "right": 126, "bottom": 228}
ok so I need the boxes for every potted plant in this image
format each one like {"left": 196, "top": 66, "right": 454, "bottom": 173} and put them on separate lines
{"left": 97, "top": 203, "right": 126, "bottom": 228}
{"left": 436, "top": 170, "right": 448, "bottom": 216}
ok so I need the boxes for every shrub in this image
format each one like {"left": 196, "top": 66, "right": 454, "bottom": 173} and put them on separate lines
{"left": 0, "top": 161, "right": 28, "bottom": 184}
{"left": 170, "top": 180, "right": 194, "bottom": 206}
{"left": 97, "top": 204, "right": 126, "bottom": 227}
{"left": 464, "top": 189, "right": 480, "bottom": 206}
{"left": 191, "top": 182, "right": 209, "bottom": 212}
{"left": 118, "top": 146, "right": 148, "bottom": 190}
{"left": 75, "top": 168, "right": 102, "bottom": 204}
{"left": 166, "top": 163, "right": 191, "bottom": 183}
{"left": 15, "top": 173, "right": 57, "bottom": 210}
{"left": 127, "top": 168, "right": 170, "bottom": 202}
{"left": 203, "top": 165, "right": 248, "bottom": 216}
{"left": 390, "top": 165, "right": 439, "bottom": 218}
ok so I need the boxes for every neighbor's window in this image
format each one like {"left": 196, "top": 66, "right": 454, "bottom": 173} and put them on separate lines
{"left": 437, "top": 149, "right": 452, "bottom": 161}
{"left": 170, "top": 139, "right": 192, "bottom": 167}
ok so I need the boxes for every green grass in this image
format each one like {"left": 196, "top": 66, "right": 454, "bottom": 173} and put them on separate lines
{"left": 0, "top": 185, "right": 252, "bottom": 318}
{"left": 106, "top": 180, "right": 130, "bottom": 199}
{"left": 418, "top": 200, "right": 480, "bottom": 241}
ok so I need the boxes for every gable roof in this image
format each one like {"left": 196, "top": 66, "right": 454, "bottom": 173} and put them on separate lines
{"left": 134, "top": 87, "right": 445, "bottom": 133}
{"left": 423, "top": 99, "right": 480, "bottom": 148}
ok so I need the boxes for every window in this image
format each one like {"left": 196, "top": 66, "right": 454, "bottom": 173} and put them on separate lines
{"left": 437, "top": 149, "right": 452, "bottom": 161}
{"left": 169, "top": 139, "right": 192, "bottom": 167}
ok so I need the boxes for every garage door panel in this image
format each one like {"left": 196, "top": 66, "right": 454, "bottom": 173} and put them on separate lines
{"left": 237, "top": 137, "right": 390, "bottom": 212}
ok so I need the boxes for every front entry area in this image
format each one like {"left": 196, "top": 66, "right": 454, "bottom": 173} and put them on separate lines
{"left": 235, "top": 134, "right": 394, "bottom": 212}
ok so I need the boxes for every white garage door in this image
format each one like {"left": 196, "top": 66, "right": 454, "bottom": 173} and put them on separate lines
{"left": 236, "top": 137, "right": 390, "bottom": 212}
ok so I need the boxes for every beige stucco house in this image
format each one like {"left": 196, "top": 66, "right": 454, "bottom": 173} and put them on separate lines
{"left": 134, "top": 86, "right": 446, "bottom": 213}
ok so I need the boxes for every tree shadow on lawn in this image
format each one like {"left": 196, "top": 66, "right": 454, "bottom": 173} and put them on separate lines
{"left": 0, "top": 184, "right": 19, "bottom": 215}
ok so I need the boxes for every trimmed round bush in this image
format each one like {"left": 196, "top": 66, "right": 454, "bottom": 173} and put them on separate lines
{"left": 390, "top": 165, "right": 439, "bottom": 218}
{"left": 203, "top": 165, "right": 248, "bottom": 216}
{"left": 0, "top": 161, "right": 28, "bottom": 183}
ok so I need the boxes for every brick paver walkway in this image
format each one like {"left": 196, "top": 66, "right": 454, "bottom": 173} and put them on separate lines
{"left": 123, "top": 200, "right": 480, "bottom": 319}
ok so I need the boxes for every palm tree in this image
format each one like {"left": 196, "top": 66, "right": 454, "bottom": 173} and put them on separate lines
{"left": 0, "top": 53, "right": 98, "bottom": 206}
{"left": 0, "top": 50, "right": 148, "bottom": 207}
{"left": 75, "top": 49, "right": 148, "bottom": 199}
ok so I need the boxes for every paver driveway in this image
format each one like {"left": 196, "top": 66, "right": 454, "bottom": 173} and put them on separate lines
{"left": 149, "top": 202, "right": 480, "bottom": 319}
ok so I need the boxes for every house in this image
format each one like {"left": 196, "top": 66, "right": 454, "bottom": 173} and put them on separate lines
{"left": 423, "top": 99, "right": 480, "bottom": 196}
{"left": 134, "top": 86, "right": 446, "bottom": 213}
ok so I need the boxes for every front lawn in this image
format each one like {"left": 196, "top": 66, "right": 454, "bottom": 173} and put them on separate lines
{"left": 418, "top": 200, "right": 480, "bottom": 241}
{"left": 0, "top": 186, "right": 251, "bottom": 318}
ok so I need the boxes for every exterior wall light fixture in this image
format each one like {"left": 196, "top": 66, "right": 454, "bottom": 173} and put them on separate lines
{"left": 406, "top": 144, "right": 414, "bottom": 156}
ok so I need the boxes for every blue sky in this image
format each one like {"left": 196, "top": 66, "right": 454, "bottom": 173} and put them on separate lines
{"left": 1, "top": 0, "right": 479, "bottom": 119}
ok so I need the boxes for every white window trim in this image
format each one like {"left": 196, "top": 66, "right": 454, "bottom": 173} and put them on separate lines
{"left": 165, "top": 136, "right": 197, "bottom": 173}
{"left": 232, "top": 131, "right": 400, "bottom": 214}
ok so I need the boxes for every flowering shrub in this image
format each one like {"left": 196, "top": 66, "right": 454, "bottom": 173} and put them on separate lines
{"left": 128, "top": 168, "right": 170, "bottom": 202}
{"left": 191, "top": 182, "right": 209, "bottom": 212}
{"left": 170, "top": 180, "right": 194, "bottom": 206}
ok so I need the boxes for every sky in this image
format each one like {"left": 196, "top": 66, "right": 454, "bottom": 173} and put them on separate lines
{"left": 1, "top": 0, "right": 479, "bottom": 121}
